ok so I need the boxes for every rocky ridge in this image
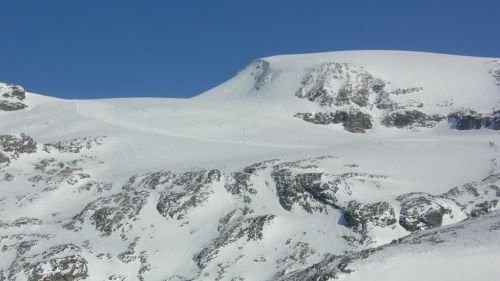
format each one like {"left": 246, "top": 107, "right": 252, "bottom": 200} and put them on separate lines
{"left": 1, "top": 131, "right": 499, "bottom": 280}
{"left": 293, "top": 61, "right": 500, "bottom": 133}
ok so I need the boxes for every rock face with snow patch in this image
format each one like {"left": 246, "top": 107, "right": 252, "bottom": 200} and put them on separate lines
{"left": 292, "top": 62, "right": 454, "bottom": 132}
{"left": 64, "top": 191, "right": 149, "bottom": 239}
{"left": 156, "top": 169, "right": 222, "bottom": 220}
{"left": 295, "top": 110, "right": 373, "bottom": 133}
{"left": 448, "top": 109, "right": 500, "bottom": 130}
{"left": 397, "top": 193, "right": 452, "bottom": 232}
{"left": 382, "top": 110, "right": 445, "bottom": 129}
{"left": 0, "top": 83, "right": 27, "bottom": 111}
{"left": 344, "top": 201, "right": 397, "bottom": 235}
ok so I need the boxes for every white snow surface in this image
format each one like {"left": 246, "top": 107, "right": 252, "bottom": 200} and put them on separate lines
{"left": 1, "top": 50, "right": 500, "bottom": 281}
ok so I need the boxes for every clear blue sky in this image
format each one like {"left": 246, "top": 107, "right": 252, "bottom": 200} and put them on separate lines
{"left": 1, "top": 0, "right": 499, "bottom": 99}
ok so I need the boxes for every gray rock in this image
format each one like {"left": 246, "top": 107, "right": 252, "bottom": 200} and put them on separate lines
{"left": 156, "top": 170, "right": 221, "bottom": 220}
{"left": 344, "top": 201, "right": 396, "bottom": 235}
{"left": 64, "top": 191, "right": 148, "bottom": 239}
{"left": 440, "top": 173, "right": 500, "bottom": 217}
{"left": 43, "top": 136, "right": 106, "bottom": 153}
{"left": 397, "top": 193, "right": 451, "bottom": 232}
{"left": 0, "top": 100, "right": 27, "bottom": 111}
{"left": 295, "top": 63, "right": 384, "bottom": 108}
{"left": 30, "top": 158, "right": 91, "bottom": 191}
{"left": 0, "top": 83, "right": 25, "bottom": 100}
{"left": 272, "top": 168, "right": 336, "bottom": 213}
{"left": 0, "top": 152, "right": 10, "bottom": 165}
{"left": 382, "top": 110, "right": 445, "bottom": 128}
{"left": 250, "top": 60, "right": 272, "bottom": 90}
{"left": 447, "top": 110, "right": 500, "bottom": 130}
{"left": 194, "top": 212, "right": 275, "bottom": 268}
{"left": 123, "top": 170, "right": 176, "bottom": 191}
{"left": 295, "top": 110, "right": 373, "bottom": 133}
{"left": 470, "top": 200, "right": 498, "bottom": 217}
{"left": 23, "top": 244, "right": 88, "bottom": 281}
{"left": 0, "top": 133, "right": 37, "bottom": 158}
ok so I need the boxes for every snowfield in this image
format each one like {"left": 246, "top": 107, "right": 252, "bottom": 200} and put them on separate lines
{"left": 0, "top": 50, "right": 499, "bottom": 280}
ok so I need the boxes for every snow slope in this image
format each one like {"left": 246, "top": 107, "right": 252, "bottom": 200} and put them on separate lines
{"left": 0, "top": 50, "right": 499, "bottom": 281}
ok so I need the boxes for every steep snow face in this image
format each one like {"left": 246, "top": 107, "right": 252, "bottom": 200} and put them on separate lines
{"left": 1, "top": 51, "right": 500, "bottom": 281}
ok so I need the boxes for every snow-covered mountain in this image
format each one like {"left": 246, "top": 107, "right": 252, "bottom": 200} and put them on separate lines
{"left": 1, "top": 50, "right": 499, "bottom": 281}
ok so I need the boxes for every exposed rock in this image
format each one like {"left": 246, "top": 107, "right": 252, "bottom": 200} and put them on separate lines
{"left": 123, "top": 170, "right": 176, "bottom": 191}
{"left": 274, "top": 241, "right": 316, "bottom": 278}
{"left": 0, "top": 133, "right": 37, "bottom": 159}
{"left": 156, "top": 169, "right": 221, "bottom": 220}
{"left": 273, "top": 248, "right": 378, "bottom": 281}
{"left": 382, "top": 110, "right": 445, "bottom": 128}
{"left": 0, "top": 83, "right": 25, "bottom": 100}
{"left": 0, "top": 217, "right": 42, "bottom": 228}
{"left": 76, "top": 181, "right": 113, "bottom": 194}
{"left": 470, "top": 200, "right": 499, "bottom": 217}
{"left": 441, "top": 173, "right": 500, "bottom": 216}
{"left": 295, "top": 63, "right": 384, "bottom": 107}
{"left": 30, "top": 158, "right": 91, "bottom": 191}
{"left": 250, "top": 59, "right": 272, "bottom": 90}
{"left": 0, "top": 83, "right": 27, "bottom": 111}
{"left": 375, "top": 88, "right": 424, "bottom": 111}
{"left": 397, "top": 193, "right": 451, "bottom": 232}
{"left": 271, "top": 169, "right": 337, "bottom": 213}
{"left": 344, "top": 201, "right": 396, "bottom": 234}
{"left": 43, "top": 136, "right": 106, "bottom": 153}
{"left": 242, "top": 159, "right": 279, "bottom": 174}
{"left": 0, "top": 152, "right": 10, "bottom": 166}
{"left": 448, "top": 109, "right": 500, "bottom": 130}
{"left": 0, "top": 100, "right": 27, "bottom": 111}
{"left": 271, "top": 161, "right": 385, "bottom": 215}
{"left": 22, "top": 244, "right": 88, "bottom": 281}
{"left": 225, "top": 172, "right": 257, "bottom": 203}
{"left": 295, "top": 110, "right": 373, "bottom": 133}
{"left": 194, "top": 212, "right": 275, "bottom": 268}
{"left": 64, "top": 191, "right": 148, "bottom": 239}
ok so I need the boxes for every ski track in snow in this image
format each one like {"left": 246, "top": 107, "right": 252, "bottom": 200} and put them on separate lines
{"left": 74, "top": 100, "right": 329, "bottom": 149}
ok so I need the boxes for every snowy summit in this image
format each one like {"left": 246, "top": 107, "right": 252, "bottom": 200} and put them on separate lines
{"left": 1, "top": 50, "right": 500, "bottom": 281}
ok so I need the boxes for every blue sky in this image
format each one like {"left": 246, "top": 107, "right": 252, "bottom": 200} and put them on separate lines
{"left": 1, "top": 0, "right": 499, "bottom": 99}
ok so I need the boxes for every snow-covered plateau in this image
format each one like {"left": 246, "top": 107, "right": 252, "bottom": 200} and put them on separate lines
{"left": 1, "top": 50, "right": 499, "bottom": 281}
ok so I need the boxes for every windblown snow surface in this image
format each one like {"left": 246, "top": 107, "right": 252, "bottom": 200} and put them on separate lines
{"left": 1, "top": 51, "right": 500, "bottom": 281}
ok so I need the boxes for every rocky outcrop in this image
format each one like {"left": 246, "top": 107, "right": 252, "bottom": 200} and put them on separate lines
{"left": 344, "top": 201, "right": 397, "bottom": 233}
{"left": 293, "top": 62, "right": 449, "bottom": 131}
{"left": 30, "top": 158, "right": 91, "bottom": 192}
{"left": 194, "top": 211, "right": 275, "bottom": 268}
{"left": 441, "top": 173, "right": 500, "bottom": 216}
{"left": 0, "top": 133, "right": 37, "bottom": 160}
{"left": 274, "top": 209, "right": 500, "bottom": 281}
{"left": 250, "top": 59, "right": 272, "bottom": 90}
{"left": 295, "top": 63, "right": 384, "bottom": 108}
{"left": 295, "top": 110, "right": 373, "bottom": 133}
{"left": 382, "top": 110, "right": 445, "bottom": 129}
{"left": 272, "top": 169, "right": 336, "bottom": 213}
{"left": 448, "top": 110, "right": 500, "bottom": 130}
{"left": 397, "top": 193, "right": 452, "bottom": 232}
{"left": 156, "top": 169, "right": 222, "bottom": 220}
{"left": 123, "top": 170, "right": 176, "bottom": 191}
{"left": 64, "top": 191, "right": 149, "bottom": 239}
{"left": 43, "top": 136, "right": 106, "bottom": 153}
{"left": 0, "top": 100, "right": 27, "bottom": 111}
{"left": 0, "top": 217, "right": 42, "bottom": 228}
{"left": 23, "top": 244, "right": 88, "bottom": 281}
{"left": 0, "top": 83, "right": 27, "bottom": 111}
